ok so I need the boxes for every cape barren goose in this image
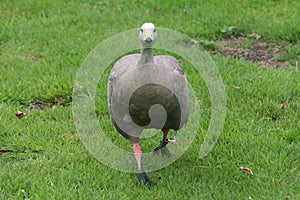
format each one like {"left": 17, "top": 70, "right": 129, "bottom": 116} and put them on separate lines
{"left": 108, "top": 23, "right": 189, "bottom": 186}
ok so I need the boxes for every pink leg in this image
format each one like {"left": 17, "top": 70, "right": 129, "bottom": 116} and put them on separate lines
{"left": 133, "top": 143, "right": 153, "bottom": 185}
{"left": 133, "top": 143, "right": 143, "bottom": 173}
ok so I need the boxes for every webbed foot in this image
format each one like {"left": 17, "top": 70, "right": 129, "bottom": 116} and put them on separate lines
{"left": 136, "top": 172, "right": 154, "bottom": 186}
{"left": 153, "top": 140, "right": 171, "bottom": 157}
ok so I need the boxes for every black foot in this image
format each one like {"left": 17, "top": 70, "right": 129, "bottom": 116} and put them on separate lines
{"left": 136, "top": 172, "right": 154, "bottom": 186}
{"left": 153, "top": 140, "right": 170, "bottom": 157}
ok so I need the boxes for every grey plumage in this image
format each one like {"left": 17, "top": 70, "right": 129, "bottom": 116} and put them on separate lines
{"left": 108, "top": 54, "right": 189, "bottom": 143}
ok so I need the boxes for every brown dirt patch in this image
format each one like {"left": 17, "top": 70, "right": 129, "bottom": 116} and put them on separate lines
{"left": 31, "top": 101, "right": 46, "bottom": 110}
{"left": 0, "top": 149, "right": 13, "bottom": 156}
{"left": 220, "top": 36, "right": 289, "bottom": 68}
{"left": 29, "top": 96, "right": 71, "bottom": 110}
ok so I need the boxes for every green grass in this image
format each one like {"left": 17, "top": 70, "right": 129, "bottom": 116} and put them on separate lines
{"left": 276, "top": 43, "right": 300, "bottom": 65}
{"left": 1, "top": 0, "right": 300, "bottom": 199}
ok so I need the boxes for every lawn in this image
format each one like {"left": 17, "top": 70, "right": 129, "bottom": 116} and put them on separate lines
{"left": 1, "top": 0, "right": 299, "bottom": 199}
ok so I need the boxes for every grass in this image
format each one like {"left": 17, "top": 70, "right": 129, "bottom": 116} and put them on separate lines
{"left": 1, "top": 0, "right": 300, "bottom": 199}
{"left": 276, "top": 43, "right": 300, "bottom": 65}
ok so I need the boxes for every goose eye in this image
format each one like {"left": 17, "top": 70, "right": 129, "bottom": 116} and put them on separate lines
{"left": 140, "top": 29, "right": 143, "bottom": 33}
{"left": 153, "top": 28, "right": 156, "bottom": 32}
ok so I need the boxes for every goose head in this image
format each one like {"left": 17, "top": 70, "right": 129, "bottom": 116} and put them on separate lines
{"left": 139, "top": 23, "right": 157, "bottom": 48}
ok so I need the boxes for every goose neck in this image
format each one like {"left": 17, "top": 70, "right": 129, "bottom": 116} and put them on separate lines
{"left": 138, "top": 48, "right": 154, "bottom": 65}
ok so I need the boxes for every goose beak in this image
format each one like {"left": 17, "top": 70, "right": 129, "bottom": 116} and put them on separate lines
{"left": 145, "top": 37, "right": 153, "bottom": 43}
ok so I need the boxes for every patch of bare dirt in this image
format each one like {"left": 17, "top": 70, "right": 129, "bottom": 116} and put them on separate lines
{"left": 31, "top": 101, "right": 46, "bottom": 110}
{"left": 0, "top": 149, "right": 13, "bottom": 156}
{"left": 220, "top": 36, "right": 289, "bottom": 68}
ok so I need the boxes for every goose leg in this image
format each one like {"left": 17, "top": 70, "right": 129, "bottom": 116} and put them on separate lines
{"left": 133, "top": 143, "right": 153, "bottom": 186}
{"left": 153, "top": 129, "right": 171, "bottom": 157}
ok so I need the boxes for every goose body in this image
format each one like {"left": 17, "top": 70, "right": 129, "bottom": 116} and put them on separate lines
{"left": 107, "top": 23, "right": 189, "bottom": 185}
